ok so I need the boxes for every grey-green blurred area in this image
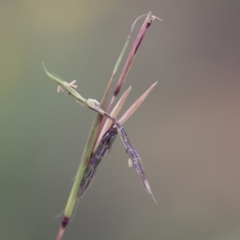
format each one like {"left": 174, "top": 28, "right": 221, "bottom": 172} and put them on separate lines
{"left": 1, "top": 0, "right": 240, "bottom": 240}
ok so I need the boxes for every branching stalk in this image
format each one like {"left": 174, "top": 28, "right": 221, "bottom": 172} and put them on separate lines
{"left": 43, "top": 11, "right": 161, "bottom": 240}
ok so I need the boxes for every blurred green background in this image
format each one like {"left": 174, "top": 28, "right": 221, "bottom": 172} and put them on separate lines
{"left": 1, "top": 1, "right": 240, "bottom": 240}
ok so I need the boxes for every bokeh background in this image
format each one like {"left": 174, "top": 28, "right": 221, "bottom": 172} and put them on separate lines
{"left": 1, "top": 1, "right": 240, "bottom": 240}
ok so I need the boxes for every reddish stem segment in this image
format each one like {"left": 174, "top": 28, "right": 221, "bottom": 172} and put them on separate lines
{"left": 113, "top": 12, "right": 155, "bottom": 99}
